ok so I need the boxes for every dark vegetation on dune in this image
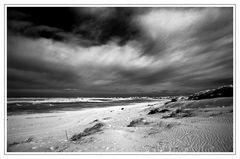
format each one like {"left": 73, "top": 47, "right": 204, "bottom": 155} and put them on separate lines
{"left": 148, "top": 108, "right": 170, "bottom": 115}
{"left": 127, "top": 118, "right": 151, "bottom": 127}
{"left": 162, "top": 108, "right": 192, "bottom": 119}
{"left": 164, "top": 97, "right": 233, "bottom": 109}
{"left": 147, "top": 97, "right": 232, "bottom": 116}
{"left": 147, "top": 85, "right": 233, "bottom": 118}
{"left": 70, "top": 122, "right": 105, "bottom": 141}
{"left": 148, "top": 85, "right": 233, "bottom": 110}
{"left": 188, "top": 85, "right": 233, "bottom": 100}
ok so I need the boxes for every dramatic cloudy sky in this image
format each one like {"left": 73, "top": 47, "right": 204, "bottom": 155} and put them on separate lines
{"left": 7, "top": 7, "right": 233, "bottom": 97}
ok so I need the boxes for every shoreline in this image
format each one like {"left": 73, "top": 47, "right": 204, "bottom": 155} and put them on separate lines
{"left": 7, "top": 99, "right": 163, "bottom": 116}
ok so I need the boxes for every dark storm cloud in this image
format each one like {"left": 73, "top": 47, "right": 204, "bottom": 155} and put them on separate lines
{"left": 7, "top": 7, "right": 141, "bottom": 46}
{"left": 7, "top": 7, "right": 75, "bottom": 30}
{"left": 7, "top": 7, "right": 233, "bottom": 97}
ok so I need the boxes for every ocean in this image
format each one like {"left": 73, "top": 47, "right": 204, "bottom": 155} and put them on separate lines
{"left": 7, "top": 97, "right": 163, "bottom": 115}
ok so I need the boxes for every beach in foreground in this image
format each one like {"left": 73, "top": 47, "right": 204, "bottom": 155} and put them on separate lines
{"left": 7, "top": 97, "right": 233, "bottom": 152}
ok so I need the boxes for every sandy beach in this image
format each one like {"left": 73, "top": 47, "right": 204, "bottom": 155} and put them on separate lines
{"left": 7, "top": 97, "right": 233, "bottom": 152}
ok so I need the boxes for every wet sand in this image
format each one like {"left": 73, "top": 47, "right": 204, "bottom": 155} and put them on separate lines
{"left": 7, "top": 97, "right": 233, "bottom": 152}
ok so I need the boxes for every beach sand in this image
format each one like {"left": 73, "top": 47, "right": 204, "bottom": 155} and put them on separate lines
{"left": 7, "top": 98, "right": 233, "bottom": 152}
